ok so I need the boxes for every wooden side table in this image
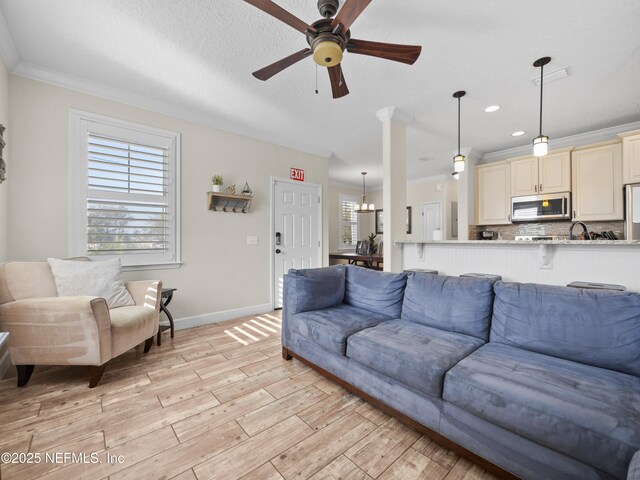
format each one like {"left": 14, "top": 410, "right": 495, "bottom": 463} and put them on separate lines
{"left": 157, "top": 288, "right": 177, "bottom": 346}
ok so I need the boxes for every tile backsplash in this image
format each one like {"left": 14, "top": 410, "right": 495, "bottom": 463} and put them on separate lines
{"left": 469, "top": 220, "right": 625, "bottom": 240}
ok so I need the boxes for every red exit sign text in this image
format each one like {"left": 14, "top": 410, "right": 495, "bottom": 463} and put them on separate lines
{"left": 290, "top": 168, "right": 305, "bottom": 182}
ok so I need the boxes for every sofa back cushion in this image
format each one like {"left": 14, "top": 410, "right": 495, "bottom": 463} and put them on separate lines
{"left": 401, "top": 274, "right": 496, "bottom": 340}
{"left": 491, "top": 281, "right": 640, "bottom": 376}
{"left": 344, "top": 265, "right": 406, "bottom": 318}
{"left": 284, "top": 265, "right": 346, "bottom": 315}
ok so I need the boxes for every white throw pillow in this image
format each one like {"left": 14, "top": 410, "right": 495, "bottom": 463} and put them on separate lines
{"left": 47, "top": 258, "right": 135, "bottom": 308}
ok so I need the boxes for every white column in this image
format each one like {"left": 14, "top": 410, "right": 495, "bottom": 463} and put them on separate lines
{"left": 456, "top": 148, "right": 480, "bottom": 240}
{"left": 376, "top": 107, "right": 411, "bottom": 273}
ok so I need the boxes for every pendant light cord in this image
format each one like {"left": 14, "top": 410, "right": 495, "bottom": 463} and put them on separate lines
{"left": 539, "top": 63, "right": 544, "bottom": 136}
{"left": 362, "top": 173, "right": 366, "bottom": 203}
{"left": 457, "top": 96, "right": 461, "bottom": 155}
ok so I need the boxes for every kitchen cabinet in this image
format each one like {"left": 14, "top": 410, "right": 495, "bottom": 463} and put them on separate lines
{"left": 620, "top": 130, "right": 640, "bottom": 184}
{"left": 477, "top": 161, "right": 511, "bottom": 225}
{"left": 510, "top": 150, "right": 571, "bottom": 197}
{"left": 571, "top": 143, "right": 623, "bottom": 221}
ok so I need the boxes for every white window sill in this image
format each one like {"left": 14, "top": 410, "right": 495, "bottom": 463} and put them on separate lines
{"left": 123, "top": 262, "right": 183, "bottom": 272}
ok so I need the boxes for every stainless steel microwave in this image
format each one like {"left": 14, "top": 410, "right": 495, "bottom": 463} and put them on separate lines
{"left": 511, "top": 193, "right": 571, "bottom": 222}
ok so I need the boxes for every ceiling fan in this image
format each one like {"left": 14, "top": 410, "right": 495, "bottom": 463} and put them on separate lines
{"left": 243, "top": 0, "right": 422, "bottom": 98}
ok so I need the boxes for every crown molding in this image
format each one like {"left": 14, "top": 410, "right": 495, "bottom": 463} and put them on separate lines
{"left": 10, "top": 62, "right": 333, "bottom": 161}
{"left": 375, "top": 107, "right": 414, "bottom": 126}
{"left": 481, "top": 120, "right": 640, "bottom": 164}
{"left": 0, "top": 7, "right": 19, "bottom": 69}
{"left": 407, "top": 173, "right": 451, "bottom": 186}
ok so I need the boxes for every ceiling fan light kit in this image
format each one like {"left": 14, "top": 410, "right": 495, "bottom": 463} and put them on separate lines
{"left": 355, "top": 172, "right": 375, "bottom": 213}
{"left": 243, "top": 0, "right": 422, "bottom": 98}
{"left": 533, "top": 56, "right": 551, "bottom": 157}
{"left": 453, "top": 90, "right": 466, "bottom": 173}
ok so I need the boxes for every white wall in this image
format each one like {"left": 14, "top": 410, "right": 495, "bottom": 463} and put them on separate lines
{"left": 365, "top": 177, "right": 459, "bottom": 242}
{"left": 7, "top": 75, "right": 329, "bottom": 321}
{"left": 0, "top": 55, "right": 8, "bottom": 262}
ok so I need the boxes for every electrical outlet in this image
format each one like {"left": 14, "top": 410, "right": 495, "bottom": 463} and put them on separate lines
{"left": 246, "top": 235, "right": 259, "bottom": 245}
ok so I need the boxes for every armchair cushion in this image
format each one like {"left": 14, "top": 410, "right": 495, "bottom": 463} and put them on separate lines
{"left": 48, "top": 258, "right": 135, "bottom": 309}
{"left": 110, "top": 306, "right": 159, "bottom": 357}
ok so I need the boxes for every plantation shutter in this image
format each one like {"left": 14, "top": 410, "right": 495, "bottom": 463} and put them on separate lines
{"left": 339, "top": 196, "right": 359, "bottom": 248}
{"left": 86, "top": 134, "right": 170, "bottom": 255}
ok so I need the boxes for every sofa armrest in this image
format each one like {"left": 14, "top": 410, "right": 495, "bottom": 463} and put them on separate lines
{"left": 125, "top": 280, "right": 162, "bottom": 311}
{"left": 0, "top": 296, "right": 111, "bottom": 366}
{"left": 629, "top": 451, "right": 640, "bottom": 480}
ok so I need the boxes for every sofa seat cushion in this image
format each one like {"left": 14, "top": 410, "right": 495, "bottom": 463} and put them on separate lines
{"left": 347, "top": 320, "right": 485, "bottom": 398}
{"left": 291, "top": 304, "right": 393, "bottom": 356}
{"left": 443, "top": 343, "right": 640, "bottom": 478}
{"left": 110, "top": 306, "right": 158, "bottom": 357}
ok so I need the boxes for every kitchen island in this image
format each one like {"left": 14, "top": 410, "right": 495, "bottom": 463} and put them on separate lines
{"left": 397, "top": 239, "right": 640, "bottom": 292}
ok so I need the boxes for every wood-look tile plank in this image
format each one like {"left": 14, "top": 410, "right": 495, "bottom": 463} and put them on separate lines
{"left": 193, "top": 416, "right": 313, "bottom": 480}
{"left": 272, "top": 412, "right": 377, "bottom": 479}
{"left": 195, "top": 352, "right": 269, "bottom": 380}
{"left": 171, "top": 469, "right": 198, "bottom": 480}
{"left": 212, "top": 366, "right": 292, "bottom": 404}
{"left": 444, "top": 458, "right": 499, "bottom": 480}
{"left": 239, "top": 355, "right": 291, "bottom": 377}
{"left": 36, "top": 425, "right": 178, "bottom": 480}
{"left": 413, "top": 434, "right": 460, "bottom": 470}
{"left": 223, "top": 338, "right": 281, "bottom": 360}
{"left": 172, "top": 388, "right": 275, "bottom": 443}
{"left": 308, "top": 455, "right": 372, "bottom": 480}
{"left": 377, "top": 448, "right": 448, "bottom": 480}
{"left": 147, "top": 353, "right": 227, "bottom": 382}
{"left": 239, "top": 462, "right": 284, "bottom": 480}
{"left": 159, "top": 368, "right": 248, "bottom": 407}
{"left": 2, "top": 431, "right": 104, "bottom": 480}
{"left": 104, "top": 392, "right": 219, "bottom": 447}
{"left": 297, "top": 391, "right": 363, "bottom": 431}
{"left": 264, "top": 370, "right": 323, "bottom": 399}
{"left": 112, "top": 421, "right": 248, "bottom": 480}
{"left": 345, "top": 417, "right": 421, "bottom": 478}
{"left": 355, "top": 402, "right": 391, "bottom": 426}
{"left": 30, "top": 395, "right": 162, "bottom": 452}
{"left": 236, "top": 386, "right": 328, "bottom": 436}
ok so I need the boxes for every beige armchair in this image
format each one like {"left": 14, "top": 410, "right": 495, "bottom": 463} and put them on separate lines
{"left": 0, "top": 261, "right": 161, "bottom": 388}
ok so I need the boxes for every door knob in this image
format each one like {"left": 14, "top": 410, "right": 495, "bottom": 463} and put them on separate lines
{"left": 275, "top": 249, "right": 281, "bottom": 254}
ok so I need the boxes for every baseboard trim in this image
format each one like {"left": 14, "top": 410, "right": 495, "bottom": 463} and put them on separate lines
{"left": 285, "top": 348, "right": 519, "bottom": 480}
{"left": 0, "top": 332, "right": 10, "bottom": 380}
{"left": 171, "top": 303, "right": 273, "bottom": 331}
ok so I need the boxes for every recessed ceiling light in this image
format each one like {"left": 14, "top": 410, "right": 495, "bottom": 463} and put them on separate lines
{"left": 512, "top": 131, "right": 525, "bottom": 137}
{"left": 484, "top": 105, "right": 500, "bottom": 113}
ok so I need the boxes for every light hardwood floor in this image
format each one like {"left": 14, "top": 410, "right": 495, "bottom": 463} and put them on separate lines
{"left": 0, "top": 311, "right": 498, "bottom": 480}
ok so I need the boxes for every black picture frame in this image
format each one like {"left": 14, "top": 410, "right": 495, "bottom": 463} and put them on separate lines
{"left": 374, "top": 207, "right": 412, "bottom": 234}
{"left": 357, "top": 239, "right": 370, "bottom": 255}
{"left": 375, "top": 209, "right": 383, "bottom": 234}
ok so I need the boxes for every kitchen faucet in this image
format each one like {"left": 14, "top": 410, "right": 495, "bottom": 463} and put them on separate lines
{"left": 569, "top": 221, "right": 590, "bottom": 240}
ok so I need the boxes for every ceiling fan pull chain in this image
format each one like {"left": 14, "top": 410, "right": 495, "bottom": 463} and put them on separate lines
{"left": 315, "top": 64, "right": 319, "bottom": 94}
{"left": 339, "top": 67, "right": 343, "bottom": 87}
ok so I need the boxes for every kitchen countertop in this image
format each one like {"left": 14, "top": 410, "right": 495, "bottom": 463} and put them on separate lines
{"left": 395, "top": 239, "right": 640, "bottom": 246}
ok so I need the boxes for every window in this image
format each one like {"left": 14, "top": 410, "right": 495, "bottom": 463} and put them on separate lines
{"left": 338, "top": 194, "right": 359, "bottom": 250}
{"left": 70, "top": 111, "right": 181, "bottom": 269}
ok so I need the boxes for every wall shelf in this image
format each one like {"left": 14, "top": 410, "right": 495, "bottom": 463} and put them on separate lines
{"left": 207, "top": 192, "right": 253, "bottom": 213}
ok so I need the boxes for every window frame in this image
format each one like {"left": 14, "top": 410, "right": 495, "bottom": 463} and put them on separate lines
{"left": 338, "top": 194, "right": 360, "bottom": 251}
{"left": 69, "top": 110, "right": 181, "bottom": 270}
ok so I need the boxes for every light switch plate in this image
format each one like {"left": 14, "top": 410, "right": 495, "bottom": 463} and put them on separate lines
{"left": 246, "top": 235, "right": 259, "bottom": 245}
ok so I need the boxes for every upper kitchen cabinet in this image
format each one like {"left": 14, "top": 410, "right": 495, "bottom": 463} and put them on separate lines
{"left": 619, "top": 130, "right": 640, "bottom": 185}
{"left": 510, "top": 149, "right": 571, "bottom": 197}
{"left": 477, "top": 161, "right": 511, "bottom": 225}
{"left": 571, "top": 142, "right": 623, "bottom": 221}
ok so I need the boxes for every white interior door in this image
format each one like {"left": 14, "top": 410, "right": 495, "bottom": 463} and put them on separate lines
{"left": 422, "top": 202, "right": 442, "bottom": 241}
{"left": 273, "top": 180, "right": 321, "bottom": 308}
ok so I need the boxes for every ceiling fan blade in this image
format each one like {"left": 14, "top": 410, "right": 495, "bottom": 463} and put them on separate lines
{"left": 331, "top": 0, "right": 372, "bottom": 32}
{"left": 243, "top": 0, "right": 317, "bottom": 34}
{"left": 253, "top": 49, "right": 312, "bottom": 81}
{"left": 328, "top": 64, "right": 349, "bottom": 99}
{"left": 347, "top": 38, "right": 422, "bottom": 65}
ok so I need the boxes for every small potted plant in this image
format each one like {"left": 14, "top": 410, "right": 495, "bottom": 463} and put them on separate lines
{"left": 211, "top": 175, "right": 223, "bottom": 192}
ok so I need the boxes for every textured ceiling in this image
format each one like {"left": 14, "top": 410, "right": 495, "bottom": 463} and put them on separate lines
{"left": 1, "top": 0, "right": 640, "bottom": 186}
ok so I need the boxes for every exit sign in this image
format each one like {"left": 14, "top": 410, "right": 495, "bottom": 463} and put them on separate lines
{"left": 290, "top": 168, "right": 305, "bottom": 182}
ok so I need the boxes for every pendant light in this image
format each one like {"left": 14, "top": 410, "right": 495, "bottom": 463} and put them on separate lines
{"left": 453, "top": 91, "right": 466, "bottom": 173}
{"left": 532, "top": 56, "right": 551, "bottom": 157}
{"left": 355, "top": 172, "right": 375, "bottom": 213}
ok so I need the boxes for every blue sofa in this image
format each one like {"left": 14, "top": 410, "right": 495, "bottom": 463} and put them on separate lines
{"left": 282, "top": 265, "right": 640, "bottom": 480}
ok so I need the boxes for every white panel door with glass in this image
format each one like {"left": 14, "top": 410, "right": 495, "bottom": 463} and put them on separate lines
{"left": 273, "top": 180, "right": 320, "bottom": 308}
